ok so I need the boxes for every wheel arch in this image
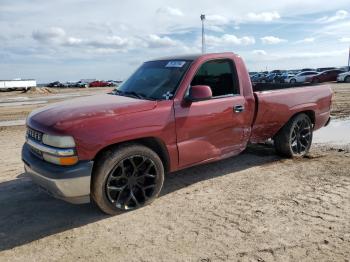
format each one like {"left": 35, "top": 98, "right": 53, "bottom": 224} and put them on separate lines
{"left": 287, "top": 110, "right": 315, "bottom": 126}
{"left": 274, "top": 110, "right": 315, "bottom": 139}
{"left": 296, "top": 110, "right": 315, "bottom": 125}
{"left": 93, "top": 137, "right": 171, "bottom": 173}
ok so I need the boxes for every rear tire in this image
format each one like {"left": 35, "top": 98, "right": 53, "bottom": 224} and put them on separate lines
{"left": 91, "top": 144, "right": 164, "bottom": 215}
{"left": 345, "top": 76, "right": 350, "bottom": 83}
{"left": 290, "top": 79, "right": 296, "bottom": 84}
{"left": 274, "top": 113, "right": 313, "bottom": 158}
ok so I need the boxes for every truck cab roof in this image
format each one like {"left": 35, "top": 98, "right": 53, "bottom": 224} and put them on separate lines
{"left": 149, "top": 52, "right": 237, "bottom": 62}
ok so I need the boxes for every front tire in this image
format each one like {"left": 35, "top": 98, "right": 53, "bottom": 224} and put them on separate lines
{"left": 345, "top": 76, "right": 350, "bottom": 83}
{"left": 91, "top": 144, "right": 164, "bottom": 215}
{"left": 290, "top": 79, "right": 296, "bottom": 84}
{"left": 274, "top": 113, "right": 313, "bottom": 158}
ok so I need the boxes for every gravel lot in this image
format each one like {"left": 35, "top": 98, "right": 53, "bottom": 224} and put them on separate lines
{"left": 0, "top": 84, "right": 349, "bottom": 261}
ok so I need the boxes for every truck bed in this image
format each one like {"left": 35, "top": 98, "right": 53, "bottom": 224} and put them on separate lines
{"left": 252, "top": 82, "right": 318, "bottom": 92}
{"left": 250, "top": 84, "right": 332, "bottom": 143}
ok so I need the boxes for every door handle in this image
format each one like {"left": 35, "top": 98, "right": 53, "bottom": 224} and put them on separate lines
{"left": 234, "top": 105, "right": 244, "bottom": 113}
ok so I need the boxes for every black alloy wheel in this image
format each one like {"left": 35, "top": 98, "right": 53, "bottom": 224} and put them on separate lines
{"left": 105, "top": 155, "right": 158, "bottom": 210}
{"left": 274, "top": 113, "right": 313, "bottom": 158}
{"left": 91, "top": 144, "right": 164, "bottom": 215}
{"left": 289, "top": 117, "right": 312, "bottom": 155}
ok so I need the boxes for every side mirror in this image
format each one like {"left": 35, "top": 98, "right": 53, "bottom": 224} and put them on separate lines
{"left": 186, "top": 85, "right": 212, "bottom": 102}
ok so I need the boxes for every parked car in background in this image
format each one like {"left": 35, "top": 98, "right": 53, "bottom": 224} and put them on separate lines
{"left": 316, "top": 67, "right": 336, "bottom": 72}
{"left": 289, "top": 70, "right": 301, "bottom": 75}
{"left": 89, "top": 81, "right": 111, "bottom": 87}
{"left": 47, "top": 81, "right": 65, "bottom": 88}
{"left": 250, "top": 73, "right": 267, "bottom": 83}
{"left": 61, "top": 81, "right": 87, "bottom": 88}
{"left": 306, "top": 69, "right": 345, "bottom": 83}
{"left": 265, "top": 73, "right": 278, "bottom": 83}
{"left": 266, "top": 72, "right": 289, "bottom": 83}
{"left": 270, "top": 70, "right": 285, "bottom": 74}
{"left": 249, "top": 72, "right": 258, "bottom": 77}
{"left": 301, "top": 68, "right": 315, "bottom": 72}
{"left": 76, "top": 81, "right": 88, "bottom": 88}
{"left": 277, "top": 72, "right": 295, "bottom": 83}
{"left": 337, "top": 71, "right": 350, "bottom": 83}
{"left": 286, "top": 71, "right": 318, "bottom": 83}
{"left": 64, "top": 82, "right": 76, "bottom": 88}
{"left": 107, "top": 80, "right": 119, "bottom": 87}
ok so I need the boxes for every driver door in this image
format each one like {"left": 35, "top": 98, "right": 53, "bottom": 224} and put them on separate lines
{"left": 174, "top": 59, "right": 250, "bottom": 168}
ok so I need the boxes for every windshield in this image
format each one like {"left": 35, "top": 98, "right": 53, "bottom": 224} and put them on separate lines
{"left": 113, "top": 60, "right": 191, "bottom": 100}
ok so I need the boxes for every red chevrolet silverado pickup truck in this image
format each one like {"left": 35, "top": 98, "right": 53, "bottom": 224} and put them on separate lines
{"left": 22, "top": 52, "right": 332, "bottom": 214}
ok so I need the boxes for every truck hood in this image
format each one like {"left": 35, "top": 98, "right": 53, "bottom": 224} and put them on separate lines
{"left": 28, "top": 93, "right": 157, "bottom": 131}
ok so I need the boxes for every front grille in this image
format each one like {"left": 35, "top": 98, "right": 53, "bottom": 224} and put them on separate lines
{"left": 27, "top": 127, "right": 43, "bottom": 142}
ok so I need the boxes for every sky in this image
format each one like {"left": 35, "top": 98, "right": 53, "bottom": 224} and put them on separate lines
{"left": 1, "top": 0, "right": 350, "bottom": 82}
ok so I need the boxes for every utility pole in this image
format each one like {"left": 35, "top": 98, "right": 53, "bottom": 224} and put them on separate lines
{"left": 200, "top": 14, "right": 206, "bottom": 54}
{"left": 348, "top": 45, "right": 350, "bottom": 71}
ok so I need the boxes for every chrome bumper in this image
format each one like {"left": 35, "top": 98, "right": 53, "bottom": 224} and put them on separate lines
{"left": 22, "top": 143, "right": 93, "bottom": 204}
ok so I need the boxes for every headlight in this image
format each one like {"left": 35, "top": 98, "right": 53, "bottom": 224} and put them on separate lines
{"left": 42, "top": 134, "right": 76, "bottom": 148}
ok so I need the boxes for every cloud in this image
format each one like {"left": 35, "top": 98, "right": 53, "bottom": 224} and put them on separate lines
{"left": 65, "top": 37, "right": 83, "bottom": 46}
{"left": 204, "top": 14, "right": 230, "bottom": 33}
{"left": 282, "top": 49, "right": 347, "bottom": 59}
{"left": 339, "top": 37, "right": 350, "bottom": 43}
{"left": 245, "top": 11, "right": 280, "bottom": 22}
{"left": 33, "top": 27, "right": 133, "bottom": 52}
{"left": 206, "top": 14, "right": 230, "bottom": 25}
{"left": 146, "top": 34, "right": 178, "bottom": 48}
{"left": 86, "top": 36, "right": 131, "bottom": 49}
{"left": 253, "top": 50, "right": 267, "bottom": 56}
{"left": 5, "top": 0, "right": 350, "bottom": 82}
{"left": 32, "top": 27, "right": 66, "bottom": 44}
{"left": 207, "top": 25, "right": 225, "bottom": 32}
{"left": 206, "top": 34, "right": 255, "bottom": 46}
{"left": 261, "top": 36, "right": 287, "bottom": 44}
{"left": 156, "top": 7, "right": 184, "bottom": 17}
{"left": 317, "top": 10, "right": 348, "bottom": 23}
{"left": 205, "top": 11, "right": 280, "bottom": 26}
{"left": 32, "top": 27, "right": 185, "bottom": 54}
{"left": 295, "top": 37, "right": 315, "bottom": 44}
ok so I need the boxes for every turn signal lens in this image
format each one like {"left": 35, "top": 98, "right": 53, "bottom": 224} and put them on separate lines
{"left": 59, "top": 156, "right": 79, "bottom": 166}
{"left": 43, "top": 153, "right": 78, "bottom": 166}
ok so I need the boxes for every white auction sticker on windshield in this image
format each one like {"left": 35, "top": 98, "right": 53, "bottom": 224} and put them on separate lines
{"left": 165, "top": 61, "right": 186, "bottom": 68}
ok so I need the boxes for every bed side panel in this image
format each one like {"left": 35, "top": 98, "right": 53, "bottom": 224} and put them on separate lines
{"left": 250, "top": 85, "right": 332, "bottom": 143}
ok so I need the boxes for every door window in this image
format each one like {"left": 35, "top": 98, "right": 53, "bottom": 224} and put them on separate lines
{"left": 191, "top": 59, "right": 239, "bottom": 97}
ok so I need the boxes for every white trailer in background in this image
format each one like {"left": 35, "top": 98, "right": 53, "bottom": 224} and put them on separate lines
{"left": 0, "top": 79, "right": 37, "bottom": 91}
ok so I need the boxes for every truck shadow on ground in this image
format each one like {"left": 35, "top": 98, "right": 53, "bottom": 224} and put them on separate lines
{"left": 0, "top": 144, "right": 279, "bottom": 251}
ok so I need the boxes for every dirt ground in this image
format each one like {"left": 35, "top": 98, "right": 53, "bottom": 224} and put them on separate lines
{"left": 330, "top": 83, "right": 350, "bottom": 119}
{"left": 0, "top": 84, "right": 349, "bottom": 261}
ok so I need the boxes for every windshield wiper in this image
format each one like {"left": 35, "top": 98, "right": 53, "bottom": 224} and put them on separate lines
{"left": 124, "top": 91, "right": 146, "bottom": 99}
{"left": 111, "top": 90, "right": 156, "bottom": 101}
